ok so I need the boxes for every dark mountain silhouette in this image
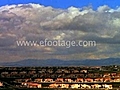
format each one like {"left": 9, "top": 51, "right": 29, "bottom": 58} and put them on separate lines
{"left": 0, "top": 58, "right": 120, "bottom": 66}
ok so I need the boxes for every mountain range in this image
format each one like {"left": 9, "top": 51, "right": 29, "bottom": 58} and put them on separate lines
{"left": 0, "top": 58, "right": 120, "bottom": 66}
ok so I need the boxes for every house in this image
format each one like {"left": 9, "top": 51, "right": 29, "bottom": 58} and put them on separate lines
{"left": 24, "top": 78, "right": 32, "bottom": 82}
{"left": 65, "top": 78, "right": 73, "bottom": 82}
{"left": 49, "top": 84, "right": 58, "bottom": 88}
{"left": 81, "top": 84, "right": 91, "bottom": 89}
{"left": 47, "top": 70, "right": 53, "bottom": 73}
{"left": 0, "top": 82, "right": 3, "bottom": 87}
{"left": 71, "top": 84, "right": 80, "bottom": 88}
{"left": 91, "top": 84, "right": 101, "bottom": 88}
{"left": 117, "top": 72, "right": 120, "bottom": 76}
{"left": 15, "top": 79, "right": 24, "bottom": 82}
{"left": 84, "top": 78, "right": 93, "bottom": 82}
{"left": 56, "top": 78, "right": 64, "bottom": 82}
{"left": 59, "top": 84, "right": 69, "bottom": 88}
{"left": 113, "top": 78, "right": 120, "bottom": 82}
{"left": 76, "top": 78, "right": 84, "bottom": 82}
{"left": 102, "top": 84, "right": 112, "bottom": 89}
{"left": 21, "top": 82, "right": 27, "bottom": 86}
{"left": 11, "top": 71, "right": 18, "bottom": 74}
{"left": 73, "top": 70, "right": 79, "bottom": 73}
{"left": 111, "top": 73, "right": 116, "bottom": 77}
{"left": 80, "top": 70, "right": 87, "bottom": 73}
{"left": 1, "top": 72, "right": 9, "bottom": 75}
{"left": 103, "top": 77, "right": 111, "bottom": 82}
{"left": 64, "top": 70, "right": 70, "bottom": 73}
{"left": 44, "top": 78, "right": 54, "bottom": 82}
{"left": 78, "top": 74, "right": 84, "bottom": 78}
{"left": 20, "top": 78, "right": 32, "bottom": 82}
{"left": 19, "top": 71, "right": 27, "bottom": 74}
{"left": 28, "top": 71, "right": 36, "bottom": 75}
{"left": 103, "top": 73, "right": 110, "bottom": 77}
{"left": 34, "top": 78, "right": 43, "bottom": 82}
{"left": 94, "top": 78, "right": 103, "bottom": 82}
{"left": 87, "top": 73, "right": 94, "bottom": 78}
{"left": 27, "top": 83, "right": 41, "bottom": 88}
{"left": 49, "top": 84, "right": 69, "bottom": 88}
{"left": 56, "top": 69, "right": 63, "bottom": 73}
{"left": 22, "top": 82, "right": 42, "bottom": 88}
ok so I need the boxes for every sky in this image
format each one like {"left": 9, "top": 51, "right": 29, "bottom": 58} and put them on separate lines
{"left": 0, "top": 0, "right": 120, "bottom": 62}
{"left": 0, "top": 0, "right": 120, "bottom": 9}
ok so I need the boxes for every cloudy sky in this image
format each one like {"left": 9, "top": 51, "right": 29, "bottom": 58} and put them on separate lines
{"left": 0, "top": 0, "right": 120, "bottom": 62}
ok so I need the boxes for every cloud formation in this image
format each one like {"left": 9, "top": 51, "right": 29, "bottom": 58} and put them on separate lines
{"left": 0, "top": 3, "right": 120, "bottom": 62}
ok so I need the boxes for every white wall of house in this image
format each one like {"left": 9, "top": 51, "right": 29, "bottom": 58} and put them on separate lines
{"left": 71, "top": 84, "right": 80, "bottom": 88}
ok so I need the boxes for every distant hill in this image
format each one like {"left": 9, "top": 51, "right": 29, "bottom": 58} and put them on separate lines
{"left": 0, "top": 58, "right": 120, "bottom": 66}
